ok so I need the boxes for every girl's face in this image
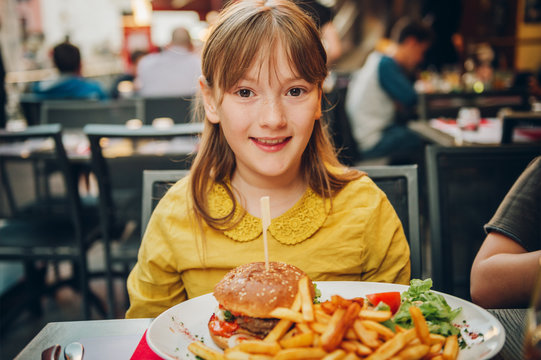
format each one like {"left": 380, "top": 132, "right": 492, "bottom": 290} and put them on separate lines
{"left": 202, "top": 42, "right": 322, "bottom": 185}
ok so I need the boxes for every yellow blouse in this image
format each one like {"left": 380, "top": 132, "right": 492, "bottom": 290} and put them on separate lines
{"left": 126, "top": 175, "right": 411, "bottom": 318}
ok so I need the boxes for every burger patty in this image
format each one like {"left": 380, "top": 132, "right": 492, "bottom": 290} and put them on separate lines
{"left": 236, "top": 316, "right": 280, "bottom": 336}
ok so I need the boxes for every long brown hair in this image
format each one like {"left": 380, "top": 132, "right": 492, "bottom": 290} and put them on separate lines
{"left": 191, "top": 0, "right": 360, "bottom": 231}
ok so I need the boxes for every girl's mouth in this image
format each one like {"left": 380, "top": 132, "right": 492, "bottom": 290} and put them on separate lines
{"left": 250, "top": 137, "right": 292, "bottom": 151}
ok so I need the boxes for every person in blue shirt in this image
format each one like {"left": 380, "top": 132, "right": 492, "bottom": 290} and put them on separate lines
{"left": 31, "top": 42, "right": 107, "bottom": 100}
{"left": 345, "top": 20, "right": 433, "bottom": 160}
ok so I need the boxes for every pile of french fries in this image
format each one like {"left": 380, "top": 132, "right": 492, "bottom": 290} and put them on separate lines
{"left": 188, "top": 277, "right": 459, "bottom": 360}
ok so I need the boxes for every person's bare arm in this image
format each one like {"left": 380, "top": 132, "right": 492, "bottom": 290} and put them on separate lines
{"left": 471, "top": 231, "right": 541, "bottom": 308}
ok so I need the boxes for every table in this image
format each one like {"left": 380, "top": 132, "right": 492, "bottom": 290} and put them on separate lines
{"left": 15, "top": 318, "right": 153, "bottom": 360}
{"left": 16, "top": 309, "right": 527, "bottom": 359}
{"left": 408, "top": 118, "right": 503, "bottom": 147}
{"left": 489, "top": 308, "right": 527, "bottom": 360}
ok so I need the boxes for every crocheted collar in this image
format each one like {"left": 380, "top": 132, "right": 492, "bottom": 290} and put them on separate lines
{"left": 208, "top": 182, "right": 329, "bottom": 245}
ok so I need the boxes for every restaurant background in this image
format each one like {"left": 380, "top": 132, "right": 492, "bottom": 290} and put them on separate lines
{"left": 1, "top": 0, "right": 541, "bottom": 359}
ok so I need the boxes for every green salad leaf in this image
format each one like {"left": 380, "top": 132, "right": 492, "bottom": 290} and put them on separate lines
{"left": 393, "top": 279, "right": 462, "bottom": 336}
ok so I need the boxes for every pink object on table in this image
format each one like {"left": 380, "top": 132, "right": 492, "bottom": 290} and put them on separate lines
{"left": 130, "top": 330, "right": 162, "bottom": 360}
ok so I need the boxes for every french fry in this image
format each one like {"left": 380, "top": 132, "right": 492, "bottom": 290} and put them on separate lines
{"left": 427, "top": 341, "right": 443, "bottom": 356}
{"left": 431, "top": 356, "right": 444, "bottom": 360}
{"left": 321, "top": 302, "right": 361, "bottom": 352}
{"left": 188, "top": 341, "right": 226, "bottom": 360}
{"left": 315, "top": 308, "right": 332, "bottom": 324}
{"left": 342, "top": 352, "right": 361, "bottom": 360}
{"left": 361, "top": 320, "right": 396, "bottom": 341}
{"left": 322, "top": 349, "right": 347, "bottom": 360}
{"left": 409, "top": 306, "right": 430, "bottom": 345}
{"left": 442, "top": 335, "right": 458, "bottom": 360}
{"left": 353, "top": 319, "right": 381, "bottom": 349}
{"left": 364, "top": 328, "right": 417, "bottom": 360}
{"left": 299, "top": 276, "right": 315, "bottom": 322}
{"left": 281, "top": 328, "right": 300, "bottom": 341}
{"left": 269, "top": 307, "right": 305, "bottom": 323}
{"left": 331, "top": 295, "right": 353, "bottom": 308}
{"left": 296, "top": 323, "right": 312, "bottom": 334}
{"left": 321, "top": 301, "right": 338, "bottom": 315}
{"left": 234, "top": 340, "right": 281, "bottom": 355}
{"left": 359, "top": 309, "right": 393, "bottom": 322}
{"left": 393, "top": 343, "right": 430, "bottom": 360}
{"left": 340, "top": 340, "right": 372, "bottom": 356}
{"left": 428, "top": 334, "right": 446, "bottom": 345}
{"left": 279, "top": 332, "right": 314, "bottom": 349}
{"left": 274, "top": 347, "right": 327, "bottom": 360}
{"left": 264, "top": 319, "right": 293, "bottom": 343}
{"left": 224, "top": 349, "right": 252, "bottom": 360}
{"left": 309, "top": 321, "right": 328, "bottom": 334}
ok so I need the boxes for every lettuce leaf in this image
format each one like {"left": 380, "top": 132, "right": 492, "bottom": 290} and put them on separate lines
{"left": 393, "top": 278, "right": 462, "bottom": 336}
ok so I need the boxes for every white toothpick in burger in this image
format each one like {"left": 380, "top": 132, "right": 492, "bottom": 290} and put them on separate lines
{"left": 209, "top": 261, "right": 313, "bottom": 349}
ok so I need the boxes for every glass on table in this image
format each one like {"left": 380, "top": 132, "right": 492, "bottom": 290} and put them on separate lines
{"left": 524, "top": 257, "right": 541, "bottom": 360}
{"left": 457, "top": 107, "right": 481, "bottom": 131}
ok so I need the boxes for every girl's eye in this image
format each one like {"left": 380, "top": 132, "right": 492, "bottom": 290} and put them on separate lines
{"left": 236, "top": 89, "right": 253, "bottom": 98}
{"left": 287, "top": 88, "right": 305, "bottom": 97}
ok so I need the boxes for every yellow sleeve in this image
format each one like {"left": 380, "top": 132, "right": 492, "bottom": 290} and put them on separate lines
{"left": 125, "top": 180, "right": 189, "bottom": 319}
{"left": 358, "top": 178, "right": 411, "bottom": 285}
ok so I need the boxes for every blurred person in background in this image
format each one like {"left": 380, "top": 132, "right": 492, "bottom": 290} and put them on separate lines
{"left": 31, "top": 41, "right": 108, "bottom": 100}
{"left": 136, "top": 26, "right": 201, "bottom": 97}
{"left": 345, "top": 20, "right": 433, "bottom": 161}
{"left": 470, "top": 156, "right": 541, "bottom": 308}
{"left": 110, "top": 50, "right": 147, "bottom": 99}
{"left": 294, "top": 0, "right": 342, "bottom": 66}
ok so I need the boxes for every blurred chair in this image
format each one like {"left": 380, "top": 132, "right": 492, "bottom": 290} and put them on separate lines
{"left": 19, "top": 94, "right": 43, "bottom": 126}
{"left": 84, "top": 123, "right": 202, "bottom": 317}
{"left": 139, "top": 96, "right": 194, "bottom": 125}
{"left": 40, "top": 99, "right": 143, "bottom": 130}
{"left": 357, "top": 165, "right": 421, "bottom": 280}
{"left": 141, "top": 170, "right": 190, "bottom": 236}
{"left": 501, "top": 112, "right": 541, "bottom": 144}
{"left": 0, "top": 124, "right": 102, "bottom": 326}
{"left": 425, "top": 144, "right": 541, "bottom": 299}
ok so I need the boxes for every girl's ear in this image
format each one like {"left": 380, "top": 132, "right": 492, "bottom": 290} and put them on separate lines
{"left": 199, "top": 76, "right": 219, "bottom": 124}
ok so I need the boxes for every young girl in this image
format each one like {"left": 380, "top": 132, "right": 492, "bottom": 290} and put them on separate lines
{"left": 126, "top": 0, "right": 410, "bottom": 319}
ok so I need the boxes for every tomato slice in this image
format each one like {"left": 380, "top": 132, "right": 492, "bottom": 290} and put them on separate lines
{"left": 208, "top": 313, "right": 239, "bottom": 337}
{"left": 366, "top": 292, "right": 401, "bottom": 314}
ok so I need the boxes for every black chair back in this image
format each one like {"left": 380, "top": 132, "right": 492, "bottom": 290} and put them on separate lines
{"left": 426, "top": 144, "right": 541, "bottom": 299}
{"left": 418, "top": 90, "right": 530, "bottom": 120}
{"left": 40, "top": 99, "right": 143, "bottom": 130}
{"left": 141, "top": 170, "right": 190, "bottom": 236}
{"left": 501, "top": 112, "right": 541, "bottom": 144}
{"left": 140, "top": 96, "right": 194, "bottom": 125}
{"left": 357, "top": 165, "right": 421, "bottom": 279}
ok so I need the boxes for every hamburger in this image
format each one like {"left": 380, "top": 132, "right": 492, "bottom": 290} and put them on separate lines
{"left": 209, "top": 261, "right": 313, "bottom": 349}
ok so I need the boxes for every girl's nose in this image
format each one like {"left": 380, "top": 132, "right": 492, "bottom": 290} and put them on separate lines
{"left": 259, "top": 98, "right": 286, "bottom": 128}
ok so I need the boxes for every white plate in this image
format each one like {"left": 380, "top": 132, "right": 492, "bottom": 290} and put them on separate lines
{"left": 147, "top": 281, "right": 505, "bottom": 360}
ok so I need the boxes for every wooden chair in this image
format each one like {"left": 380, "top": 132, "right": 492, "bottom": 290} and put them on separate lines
{"left": 501, "top": 112, "right": 541, "bottom": 144}
{"left": 0, "top": 124, "right": 102, "bottom": 327}
{"left": 425, "top": 144, "right": 541, "bottom": 299}
{"left": 84, "top": 123, "right": 201, "bottom": 317}
{"left": 357, "top": 165, "right": 422, "bottom": 280}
